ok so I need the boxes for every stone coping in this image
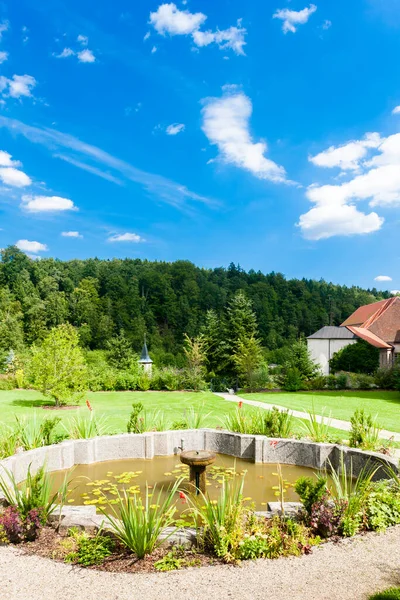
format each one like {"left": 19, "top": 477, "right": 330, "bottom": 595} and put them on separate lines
{"left": 0, "top": 429, "right": 397, "bottom": 489}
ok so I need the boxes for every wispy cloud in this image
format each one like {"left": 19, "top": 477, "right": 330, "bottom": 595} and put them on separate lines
{"left": 166, "top": 123, "right": 185, "bottom": 135}
{"left": 107, "top": 232, "right": 144, "bottom": 243}
{"left": 0, "top": 116, "right": 216, "bottom": 211}
{"left": 62, "top": 231, "right": 83, "bottom": 238}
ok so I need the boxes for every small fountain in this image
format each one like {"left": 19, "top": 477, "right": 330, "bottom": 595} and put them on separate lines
{"left": 179, "top": 450, "right": 216, "bottom": 494}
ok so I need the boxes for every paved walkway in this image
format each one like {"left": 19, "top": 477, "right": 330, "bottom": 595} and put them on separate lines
{"left": 214, "top": 392, "right": 400, "bottom": 443}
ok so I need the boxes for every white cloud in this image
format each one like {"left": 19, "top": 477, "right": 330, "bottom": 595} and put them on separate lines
{"left": 16, "top": 239, "right": 48, "bottom": 253}
{"left": 0, "top": 151, "right": 21, "bottom": 168}
{"left": 61, "top": 231, "right": 83, "bottom": 238}
{"left": 0, "top": 51, "right": 8, "bottom": 64}
{"left": 391, "top": 290, "right": 400, "bottom": 295}
{"left": 299, "top": 127, "right": 400, "bottom": 239}
{"left": 0, "top": 167, "right": 31, "bottom": 187}
{"left": 392, "top": 106, "right": 400, "bottom": 115}
{"left": 374, "top": 275, "right": 392, "bottom": 282}
{"left": 150, "top": 3, "right": 206, "bottom": 35}
{"left": 77, "top": 35, "right": 88, "bottom": 46}
{"left": 166, "top": 123, "right": 185, "bottom": 135}
{"left": 201, "top": 87, "right": 287, "bottom": 182}
{"left": 322, "top": 19, "right": 332, "bottom": 30}
{"left": 57, "top": 47, "right": 75, "bottom": 58}
{"left": 298, "top": 201, "right": 383, "bottom": 240}
{"left": 149, "top": 3, "right": 246, "bottom": 54}
{"left": 151, "top": 45, "right": 157, "bottom": 53}
{"left": 309, "top": 133, "right": 382, "bottom": 171}
{"left": 144, "top": 31, "right": 151, "bottom": 41}
{"left": 8, "top": 75, "right": 37, "bottom": 98}
{"left": 192, "top": 22, "right": 246, "bottom": 54}
{"left": 21, "top": 194, "right": 77, "bottom": 213}
{"left": 107, "top": 232, "right": 144, "bottom": 243}
{"left": 77, "top": 49, "right": 95, "bottom": 63}
{"left": 273, "top": 4, "right": 317, "bottom": 34}
{"left": 0, "top": 74, "right": 37, "bottom": 99}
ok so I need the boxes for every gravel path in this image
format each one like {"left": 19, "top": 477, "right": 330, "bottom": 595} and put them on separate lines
{"left": 215, "top": 392, "right": 400, "bottom": 442}
{"left": 2, "top": 527, "right": 400, "bottom": 600}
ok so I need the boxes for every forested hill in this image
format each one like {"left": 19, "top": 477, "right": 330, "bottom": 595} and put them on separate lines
{"left": 0, "top": 246, "right": 389, "bottom": 361}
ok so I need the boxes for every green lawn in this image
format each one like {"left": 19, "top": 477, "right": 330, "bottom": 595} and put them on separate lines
{"left": 0, "top": 390, "right": 233, "bottom": 431}
{"left": 0, "top": 389, "right": 348, "bottom": 442}
{"left": 241, "top": 390, "right": 400, "bottom": 432}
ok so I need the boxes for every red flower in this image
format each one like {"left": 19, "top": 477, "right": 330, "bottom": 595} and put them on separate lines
{"left": 86, "top": 399, "right": 93, "bottom": 412}
{"left": 179, "top": 491, "right": 187, "bottom": 503}
{"left": 238, "top": 401, "right": 243, "bottom": 409}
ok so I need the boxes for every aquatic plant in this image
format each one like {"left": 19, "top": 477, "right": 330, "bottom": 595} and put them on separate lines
{"left": 99, "top": 478, "right": 182, "bottom": 559}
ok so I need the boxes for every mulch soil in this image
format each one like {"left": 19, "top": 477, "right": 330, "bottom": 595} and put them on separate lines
{"left": 20, "top": 527, "right": 219, "bottom": 574}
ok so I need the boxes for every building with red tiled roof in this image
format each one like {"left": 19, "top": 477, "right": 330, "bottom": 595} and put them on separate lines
{"left": 307, "top": 297, "right": 400, "bottom": 374}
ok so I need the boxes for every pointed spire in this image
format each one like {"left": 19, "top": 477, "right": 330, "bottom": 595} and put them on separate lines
{"left": 139, "top": 334, "right": 153, "bottom": 363}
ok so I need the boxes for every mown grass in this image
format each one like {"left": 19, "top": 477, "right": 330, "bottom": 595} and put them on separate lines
{"left": 241, "top": 390, "right": 400, "bottom": 432}
{"left": 0, "top": 389, "right": 348, "bottom": 442}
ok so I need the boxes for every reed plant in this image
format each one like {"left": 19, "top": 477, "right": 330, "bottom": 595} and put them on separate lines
{"left": 65, "top": 410, "right": 109, "bottom": 439}
{"left": 189, "top": 475, "right": 245, "bottom": 562}
{"left": 100, "top": 478, "right": 182, "bottom": 559}
{"left": 0, "top": 464, "right": 68, "bottom": 522}
{"left": 300, "top": 404, "right": 332, "bottom": 443}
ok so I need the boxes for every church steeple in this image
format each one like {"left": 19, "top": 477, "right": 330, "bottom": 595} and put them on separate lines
{"left": 138, "top": 334, "right": 153, "bottom": 373}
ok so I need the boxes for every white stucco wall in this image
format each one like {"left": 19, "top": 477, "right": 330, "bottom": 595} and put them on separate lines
{"left": 307, "top": 338, "right": 356, "bottom": 375}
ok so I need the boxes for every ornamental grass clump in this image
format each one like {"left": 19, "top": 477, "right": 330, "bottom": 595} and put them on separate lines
{"left": 300, "top": 405, "right": 332, "bottom": 443}
{"left": 64, "top": 402, "right": 110, "bottom": 439}
{"left": 100, "top": 478, "right": 182, "bottom": 559}
{"left": 0, "top": 464, "right": 68, "bottom": 524}
{"left": 222, "top": 406, "right": 293, "bottom": 438}
{"left": 349, "top": 409, "right": 382, "bottom": 451}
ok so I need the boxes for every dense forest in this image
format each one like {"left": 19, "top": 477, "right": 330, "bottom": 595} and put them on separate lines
{"left": 0, "top": 246, "right": 389, "bottom": 366}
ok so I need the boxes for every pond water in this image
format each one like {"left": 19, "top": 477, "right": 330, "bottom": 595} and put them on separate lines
{"left": 51, "top": 454, "right": 323, "bottom": 515}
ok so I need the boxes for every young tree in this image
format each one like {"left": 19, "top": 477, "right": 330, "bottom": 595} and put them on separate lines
{"left": 30, "top": 324, "right": 87, "bottom": 407}
{"left": 183, "top": 333, "right": 206, "bottom": 370}
{"left": 201, "top": 309, "right": 230, "bottom": 374}
{"left": 284, "top": 340, "right": 319, "bottom": 382}
{"left": 233, "top": 336, "right": 263, "bottom": 387}
{"left": 227, "top": 290, "right": 258, "bottom": 344}
{"left": 106, "top": 330, "right": 134, "bottom": 369}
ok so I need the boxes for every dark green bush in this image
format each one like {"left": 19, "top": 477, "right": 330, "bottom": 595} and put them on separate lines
{"left": 295, "top": 476, "right": 327, "bottom": 516}
{"left": 330, "top": 339, "right": 379, "bottom": 374}
{"left": 283, "top": 367, "right": 304, "bottom": 392}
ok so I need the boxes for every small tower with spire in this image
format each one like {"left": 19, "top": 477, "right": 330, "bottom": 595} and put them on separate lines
{"left": 138, "top": 334, "right": 153, "bottom": 374}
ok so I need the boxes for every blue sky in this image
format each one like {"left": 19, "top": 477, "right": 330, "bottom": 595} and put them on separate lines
{"left": 0, "top": 0, "right": 399, "bottom": 292}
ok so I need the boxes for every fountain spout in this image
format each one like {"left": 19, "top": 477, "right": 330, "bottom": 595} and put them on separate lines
{"left": 179, "top": 450, "right": 216, "bottom": 495}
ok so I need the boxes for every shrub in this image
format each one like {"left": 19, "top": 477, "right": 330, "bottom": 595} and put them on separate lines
{"left": 127, "top": 402, "right": 145, "bottom": 433}
{"left": 330, "top": 339, "right": 379, "bottom": 375}
{"left": 255, "top": 407, "right": 293, "bottom": 438}
{"left": 374, "top": 368, "right": 395, "bottom": 389}
{"left": 171, "top": 405, "right": 211, "bottom": 430}
{"left": 349, "top": 409, "right": 381, "bottom": 450}
{"left": 295, "top": 476, "right": 327, "bottom": 516}
{"left": 0, "top": 505, "right": 43, "bottom": 543}
{"left": 309, "top": 495, "right": 347, "bottom": 538}
{"left": 65, "top": 531, "right": 115, "bottom": 566}
{"left": 305, "top": 375, "right": 327, "bottom": 390}
{"left": 283, "top": 367, "right": 303, "bottom": 392}
{"left": 100, "top": 479, "right": 182, "bottom": 559}
{"left": 348, "top": 372, "right": 375, "bottom": 390}
{"left": 335, "top": 373, "right": 348, "bottom": 389}
{"left": 364, "top": 481, "right": 400, "bottom": 531}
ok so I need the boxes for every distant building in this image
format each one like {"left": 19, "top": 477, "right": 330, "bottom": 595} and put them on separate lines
{"left": 138, "top": 337, "right": 153, "bottom": 374}
{"left": 307, "top": 297, "right": 400, "bottom": 374}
